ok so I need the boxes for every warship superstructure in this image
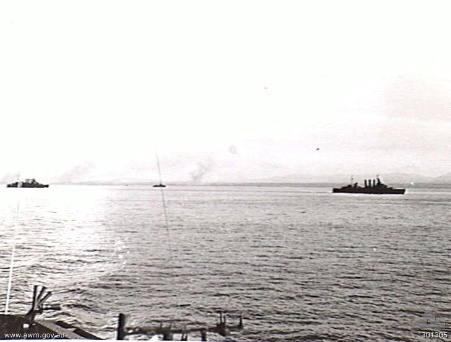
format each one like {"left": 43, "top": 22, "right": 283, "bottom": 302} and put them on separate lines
{"left": 332, "top": 177, "right": 405, "bottom": 194}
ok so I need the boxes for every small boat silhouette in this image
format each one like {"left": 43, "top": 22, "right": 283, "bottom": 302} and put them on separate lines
{"left": 7, "top": 178, "right": 49, "bottom": 188}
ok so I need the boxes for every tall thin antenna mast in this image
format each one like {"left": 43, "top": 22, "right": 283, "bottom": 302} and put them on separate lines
{"left": 154, "top": 148, "right": 182, "bottom": 316}
{"left": 154, "top": 148, "right": 169, "bottom": 228}
{"left": 155, "top": 149, "right": 163, "bottom": 186}
{"left": 5, "top": 172, "right": 21, "bottom": 313}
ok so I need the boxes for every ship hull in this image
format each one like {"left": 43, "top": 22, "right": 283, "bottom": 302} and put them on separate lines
{"left": 332, "top": 188, "right": 405, "bottom": 194}
{"left": 7, "top": 183, "right": 49, "bottom": 188}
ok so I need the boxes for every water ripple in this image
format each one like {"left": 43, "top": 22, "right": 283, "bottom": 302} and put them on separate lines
{"left": 0, "top": 185, "right": 449, "bottom": 341}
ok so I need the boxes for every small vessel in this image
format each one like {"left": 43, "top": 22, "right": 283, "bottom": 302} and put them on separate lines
{"left": 332, "top": 176, "right": 405, "bottom": 194}
{"left": 153, "top": 150, "right": 166, "bottom": 188}
{"left": 7, "top": 178, "right": 49, "bottom": 188}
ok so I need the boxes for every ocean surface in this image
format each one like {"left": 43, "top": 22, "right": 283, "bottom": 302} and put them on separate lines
{"left": 0, "top": 184, "right": 449, "bottom": 341}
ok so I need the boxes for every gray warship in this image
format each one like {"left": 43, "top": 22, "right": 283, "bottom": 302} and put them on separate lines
{"left": 332, "top": 177, "right": 406, "bottom": 194}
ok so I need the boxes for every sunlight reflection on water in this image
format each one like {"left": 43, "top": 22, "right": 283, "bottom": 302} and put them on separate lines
{"left": 0, "top": 185, "right": 449, "bottom": 341}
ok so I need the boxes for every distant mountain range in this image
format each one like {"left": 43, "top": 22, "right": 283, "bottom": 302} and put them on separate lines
{"left": 52, "top": 172, "right": 451, "bottom": 185}
{"left": 250, "top": 172, "right": 451, "bottom": 185}
{"left": 2, "top": 170, "right": 451, "bottom": 185}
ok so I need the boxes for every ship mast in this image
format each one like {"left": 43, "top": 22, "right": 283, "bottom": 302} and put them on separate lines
{"left": 155, "top": 149, "right": 164, "bottom": 186}
{"left": 5, "top": 172, "right": 21, "bottom": 313}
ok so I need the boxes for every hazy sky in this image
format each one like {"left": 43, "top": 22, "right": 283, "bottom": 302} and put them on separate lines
{"left": 1, "top": 1, "right": 450, "bottom": 183}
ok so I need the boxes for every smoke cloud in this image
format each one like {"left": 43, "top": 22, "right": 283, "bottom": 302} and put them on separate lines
{"left": 190, "top": 158, "right": 214, "bottom": 184}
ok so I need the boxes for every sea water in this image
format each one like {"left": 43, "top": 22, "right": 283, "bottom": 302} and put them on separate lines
{"left": 0, "top": 185, "right": 449, "bottom": 341}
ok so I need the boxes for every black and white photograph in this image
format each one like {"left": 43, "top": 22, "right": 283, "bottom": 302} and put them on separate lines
{"left": 0, "top": 1, "right": 450, "bottom": 341}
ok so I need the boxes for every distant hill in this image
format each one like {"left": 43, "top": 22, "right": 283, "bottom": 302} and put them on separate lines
{"left": 250, "top": 173, "right": 447, "bottom": 184}
{"left": 39, "top": 172, "right": 451, "bottom": 186}
{"left": 2, "top": 169, "right": 450, "bottom": 186}
{"left": 433, "top": 172, "right": 451, "bottom": 183}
